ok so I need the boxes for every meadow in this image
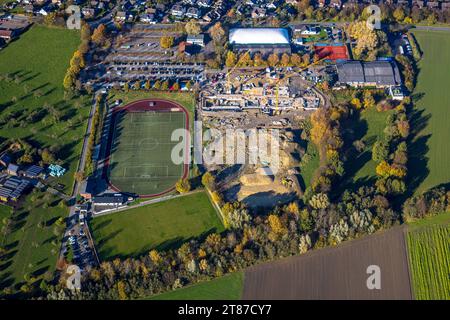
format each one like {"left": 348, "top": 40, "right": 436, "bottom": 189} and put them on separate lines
{"left": 148, "top": 272, "right": 244, "bottom": 300}
{"left": 0, "top": 25, "right": 90, "bottom": 194}
{"left": 0, "top": 192, "right": 67, "bottom": 294}
{"left": 409, "top": 31, "right": 450, "bottom": 193}
{"left": 90, "top": 192, "right": 224, "bottom": 260}
{"left": 406, "top": 212, "right": 450, "bottom": 300}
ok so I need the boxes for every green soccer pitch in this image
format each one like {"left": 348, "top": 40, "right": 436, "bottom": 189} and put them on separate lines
{"left": 106, "top": 99, "right": 189, "bottom": 197}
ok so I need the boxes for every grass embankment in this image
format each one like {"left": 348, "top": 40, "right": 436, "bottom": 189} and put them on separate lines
{"left": 148, "top": 272, "right": 244, "bottom": 300}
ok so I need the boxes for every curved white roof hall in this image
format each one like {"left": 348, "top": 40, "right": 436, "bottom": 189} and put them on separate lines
{"left": 229, "top": 28, "right": 290, "bottom": 45}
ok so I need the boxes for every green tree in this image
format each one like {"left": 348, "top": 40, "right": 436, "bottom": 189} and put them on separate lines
{"left": 225, "top": 51, "right": 237, "bottom": 67}
{"left": 363, "top": 90, "right": 375, "bottom": 109}
{"left": 185, "top": 19, "right": 201, "bottom": 35}
{"left": 160, "top": 36, "right": 174, "bottom": 49}
{"left": 209, "top": 22, "right": 225, "bottom": 44}
{"left": 267, "top": 53, "right": 279, "bottom": 67}
{"left": 41, "top": 148, "right": 55, "bottom": 164}
{"left": 92, "top": 24, "right": 107, "bottom": 46}
{"left": 201, "top": 172, "right": 215, "bottom": 190}
{"left": 372, "top": 139, "right": 389, "bottom": 163}
{"left": 393, "top": 7, "right": 405, "bottom": 22}
{"left": 175, "top": 178, "right": 191, "bottom": 193}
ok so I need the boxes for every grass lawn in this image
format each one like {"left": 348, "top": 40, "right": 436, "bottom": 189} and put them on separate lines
{"left": 343, "top": 107, "right": 392, "bottom": 189}
{"left": 147, "top": 272, "right": 244, "bottom": 300}
{"left": 90, "top": 192, "right": 224, "bottom": 260}
{"left": 406, "top": 212, "right": 450, "bottom": 300}
{"left": 0, "top": 204, "right": 12, "bottom": 222}
{"left": 409, "top": 31, "right": 450, "bottom": 193}
{"left": 299, "top": 141, "right": 319, "bottom": 190}
{"left": 108, "top": 111, "right": 186, "bottom": 196}
{"left": 0, "top": 25, "right": 90, "bottom": 194}
{"left": 353, "top": 108, "right": 392, "bottom": 180}
{"left": 0, "top": 192, "right": 67, "bottom": 293}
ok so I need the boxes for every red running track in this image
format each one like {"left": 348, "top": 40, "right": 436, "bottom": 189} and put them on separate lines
{"left": 103, "top": 98, "right": 190, "bottom": 198}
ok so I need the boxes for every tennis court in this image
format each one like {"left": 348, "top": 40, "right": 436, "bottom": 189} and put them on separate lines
{"left": 314, "top": 44, "right": 349, "bottom": 61}
{"left": 105, "top": 99, "right": 189, "bottom": 197}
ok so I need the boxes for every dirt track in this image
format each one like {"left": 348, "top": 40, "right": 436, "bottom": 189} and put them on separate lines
{"left": 243, "top": 226, "right": 413, "bottom": 300}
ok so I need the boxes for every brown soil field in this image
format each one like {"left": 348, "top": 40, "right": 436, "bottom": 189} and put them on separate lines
{"left": 243, "top": 226, "right": 413, "bottom": 300}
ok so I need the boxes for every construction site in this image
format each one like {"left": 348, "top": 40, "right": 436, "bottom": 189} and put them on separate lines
{"left": 199, "top": 67, "right": 324, "bottom": 131}
{"left": 203, "top": 127, "right": 307, "bottom": 212}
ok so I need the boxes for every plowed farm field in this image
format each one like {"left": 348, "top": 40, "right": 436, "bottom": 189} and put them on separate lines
{"left": 243, "top": 227, "right": 413, "bottom": 300}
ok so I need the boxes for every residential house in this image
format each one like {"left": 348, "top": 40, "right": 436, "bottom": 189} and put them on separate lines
{"left": 0, "top": 29, "right": 16, "bottom": 42}
{"left": 330, "top": 0, "right": 342, "bottom": 9}
{"left": 24, "top": 4, "right": 34, "bottom": 13}
{"left": 426, "top": 1, "right": 440, "bottom": 10}
{"left": 197, "top": 0, "right": 212, "bottom": 7}
{"left": 7, "top": 163, "right": 19, "bottom": 176}
{"left": 318, "top": 0, "right": 327, "bottom": 8}
{"left": 301, "top": 25, "right": 320, "bottom": 35}
{"left": 186, "top": 7, "right": 200, "bottom": 19}
{"left": 186, "top": 34, "right": 205, "bottom": 47}
{"left": 179, "top": 41, "right": 196, "bottom": 56}
{"left": 115, "top": 11, "right": 127, "bottom": 21}
{"left": 82, "top": 7, "right": 96, "bottom": 18}
{"left": 251, "top": 7, "right": 266, "bottom": 18}
{"left": 265, "top": 1, "right": 277, "bottom": 10}
{"left": 170, "top": 4, "right": 186, "bottom": 18}
{"left": 140, "top": 13, "right": 156, "bottom": 23}
{"left": 412, "top": 0, "right": 425, "bottom": 8}
{"left": 0, "top": 153, "right": 11, "bottom": 167}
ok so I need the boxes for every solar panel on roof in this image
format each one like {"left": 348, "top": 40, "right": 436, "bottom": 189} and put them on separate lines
{"left": 4, "top": 180, "right": 19, "bottom": 188}
{"left": 0, "top": 187, "right": 12, "bottom": 197}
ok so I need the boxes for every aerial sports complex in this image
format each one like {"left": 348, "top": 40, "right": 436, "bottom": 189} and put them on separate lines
{"left": 103, "top": 99, "right": 190, "bottom": 198}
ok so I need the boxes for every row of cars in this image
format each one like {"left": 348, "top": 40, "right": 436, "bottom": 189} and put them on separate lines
{"left": 63, "top": 211, "right": 97, "bottom": 272}
{"left": 399, "top": 33, "right": 414, "bottom": 56}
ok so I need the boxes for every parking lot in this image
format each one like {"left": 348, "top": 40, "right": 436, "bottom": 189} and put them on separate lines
{"left": 85, "top": 23, "right": 205, "bottom": 88}
{"left": 102, "top": 61, "right": 204, "bottom": 82}
{"left": 62, "top": 207, "right": 99, "bottom": 272}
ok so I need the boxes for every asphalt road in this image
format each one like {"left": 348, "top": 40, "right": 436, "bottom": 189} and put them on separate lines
{"left": 58, "top": 93, "right": 100, "bottom": 267}
{"left": 411, "top": 25, "right": 450, "bottom": 32}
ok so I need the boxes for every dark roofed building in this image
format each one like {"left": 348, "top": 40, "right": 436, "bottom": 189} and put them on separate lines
{"left": 24, "top": 165, "right": 44, "bottom": 178}
{"left": 0, "top": 29, "right": 16, "bottom": 41}
{"left": 336, "top": 60, "right": 401, "bottom": 88}
{"left": 0, "top": 153, "right": 11, "bottom": 167}
{"left": 0, "top": 177, "right": 30, "bottom": 202}
{"left": 7, "top": 163, "right": 19, "bottom": 176}
{"left": 92, "top": 194, "right": 126, "bottom": 206}
{"left": 186, "top": 34, "right": 205, "bottom": 47}
{"left": 337, "top": 61, "right": 364, "bottom": 83}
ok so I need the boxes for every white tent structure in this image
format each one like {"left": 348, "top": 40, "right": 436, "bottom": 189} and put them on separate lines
{"left": 229, "top": 28, "right": 290, "bottom": 45}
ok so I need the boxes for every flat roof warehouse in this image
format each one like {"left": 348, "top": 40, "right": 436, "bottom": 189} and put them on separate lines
{"left": 336, "top": 60, "right": 402, "bottom": 87}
